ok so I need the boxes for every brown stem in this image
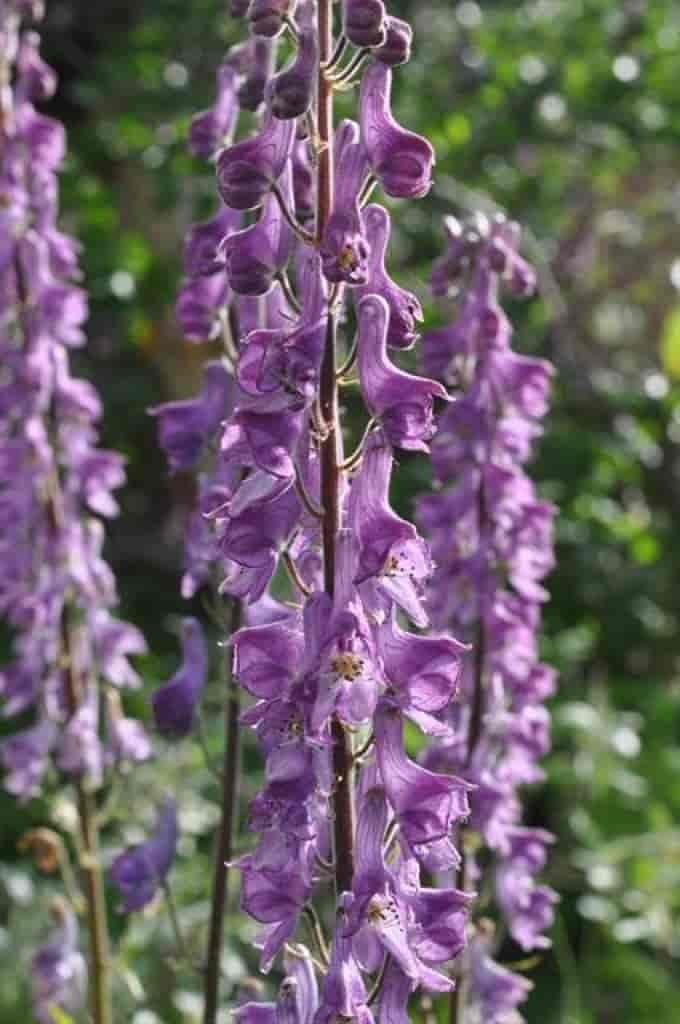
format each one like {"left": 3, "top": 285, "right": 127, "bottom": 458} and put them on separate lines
{"left": 317, "top": 0, "right": 355, "bottom": 899}
{"left": 61, "top": 616, "right": 113, "bottom": 1024}
{"left": 202, "top": 596, "right": 243, "bottom": 1024}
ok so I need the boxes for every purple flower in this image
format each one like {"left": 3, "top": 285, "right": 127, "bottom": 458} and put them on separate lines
{"left": 271, "top": 19, "right": 318, "bottom": 120}
{"left": 150, "top": 361, "right": 233, "bottom": 471}
{"left": 357, "top": 295, "right": 447, "bottom": 451}
{"left": 375, "top": 703, "right": 472, "bottom": 857}
{"left": 217, "top": 102, "right": 296, "bottom": 210}
{"left": 175, "top": 272, "right": 229, "bottom": 342}
{"left": 184, "top": 206, "right": 241, "bottom": 278}
{"left": 314, "top": 919, "right": 374, "bottom": 1024}
{"left": 57, "top": 685, "right": 103, "bottom": 787}
{"left": 151, "top": 618, "right": 208, "bottom": 738}
{"left": 104, "top": 690, "right": 152, "bottom": 768}
{"left": 31, "top": 900, "right": 86, "bottom": 1024}
{"left": 1, "top": 718, "right": 56, "bottom": 800}
{"left": 110, "top": 799, "right": 178, "bottom": 912}
{"left": 222, "top": 165, "right": 295, "bottom": 295}
{"left": 348, "top": 431, "right": 432, "bottom": 627}
{"left": 468, "top": 931, "right": 532, "bottom": 1023}
{"left": 354, "top": 204, "right": 423, "bottom": 350}
{"left": 359, "top": 62, "right": 434, "bottom": 199}
{"left": 320, "top": 120, "right": 371, "bottom": 285}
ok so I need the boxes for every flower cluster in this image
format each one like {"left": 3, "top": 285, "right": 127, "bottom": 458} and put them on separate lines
{"left": 417, "top": 214, "right": 558, "bottom": 1019}
{"left": 0, "top": 2, "right": 148, "bottom": 799}
{"left": 151, "top": 0, "right": 490, "bottom": 1018}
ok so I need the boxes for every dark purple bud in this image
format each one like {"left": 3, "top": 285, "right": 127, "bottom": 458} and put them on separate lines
{"left": 217, "top": 102, "right": 296, "bottom": 210}
{"left": 360, "top": 61, "right": 435, "bottom": 199}
{"left": 110, "top": 799, "right": 178, "bottom": 912}
{"left": 238, "top": 38, "right": 275, "bottom": 112}
{"left": 104, "top": 691, "right": 152, "bottom": 768}
{"left": 341, "top": 0, "right": 387, "bottom": 48}
{"left": 320, "top": 120, "right": 371, "bottom": 284}
{"left": 374, "top": 16, "right": 412, "bottom": 67}
{"left": 354, "top": 203, "right": 423, "bottom": 349}
{"left": 430, "top": 215, "right": 475, "bottom": 298}
{"left": 230, "top": 0, "right": 251, "bottom": 14}
{"left": 16, "top": 31, "right": 57, "bottom": 101}
{"left": 176, "top": 273, "right": 229, "bottom": 341}
{"left": 271, "top": 26, "right": 318, "bottom": 120}
{"left": 222, "top": 163, "right": 294, "bottom": 295}
{"left": 248, "top": 0, "right": 297, "bottom": 38}
{"left": 151, "top": 618, "right": 208, "bottom": 738}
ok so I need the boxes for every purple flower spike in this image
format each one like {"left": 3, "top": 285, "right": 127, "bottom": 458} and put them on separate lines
{"left": 468, "top": 931, "right": 532, "bottom": 1024}
{"left": 272, "top": 20, "right": 318, "bottom": 120}
{"left": 31, "top": 900, "right": 86, "bottom": 1024}
{"left": 57, "top": 685, "right": 103, "bottom": 787}
{"left": 151, "top": 617, "right": 208, "bottom": 738}
{"left": 217, "top": 102, "right": 296, "bottom": 211}
{"left": 360, "top": 62, "right": 435, "bottom": 199}
{"left": 110, "top": 799, "right": 178, "bottom": 912}
{"left": 184, "top": 206, "right": 241, "bottom": 278}
{"left": 374, "top": 17, "right": 413, "bottom": 67}
{"left": 320, "top": 120, "right": 371, "bottom": 285}
{"left": 341, "top": 0, "right": 387, "bottom": 48}
{"left": 1, "top": 718, "right": 56, "bottom": 800}
{"left": 222, "top": 164, "right": 295, "bottom": 295}
{"left": 354, "top": 204, "right": 423, "bottom": 350}
{"left": 357, "top": 295, "right": 447, "bottom": 451}
{"left": 375, "top": 703, "right": 472, "bottom": 854}
{"left": 149, "top": 361, "right": 232, "bottom": 472}
{"left": 248, "top": 0, "right": 297, "bottom": 38}
{"left": 239, "top": 38, "right": 276, "bottom": 112}
{"left": 314, "top": 919, "right": 374, "bottom": 1024}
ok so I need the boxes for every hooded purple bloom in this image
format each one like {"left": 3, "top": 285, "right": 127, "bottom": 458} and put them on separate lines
{"left": 235, "top": 949, "right": 318, "bottom": 1024}
{"left": 217, "top": 101, "right": 296, "bottom": 210}
{"left": 149, "top": 361, "right": 233, "bottom": 472}
{"left": 314, "top": 919, "right": 374, "bottom": 1024}
{"left": 320, "top": 120, "right": 371, "bottom": 285}
{"left": 271, "top": 16, "right": 318, "bottom": 120}
{"left": 31, "top": 900, "right": 86, "bottom": 1024}
{"left": 496, "top": 828, "right": 557, "bottom": 951}
{"left": 354, "top": 204, "right": 423, "bottom": 350}
{"left": 222, "top": 164, "right": 295, "bottom": 295}
{"left": 359, "top": 62, "right": 434, "bottom": 199}
{"left": 468, "top": 931, "right": 532, "bottom": 1024}
{"left": 110, "top": 799, "right": 178, "bottom": 912}
{"left": 184, "top": 206, "right": 241, "bottom": 278}
{"left": 151, "top": 617, "right": 208, "bottom": 738}
{"left": 341, "top": 0, "right": 387, "bottom": 48}
{"left": 348, "top": 430, "right": 432, "bottom": 627}
{"left": 57, "top": 685, "right": 103, "bottom": 787}
{"left": 175, "top": 272, "right": 230, "bottom": 342}
{"left": 357, "top": 295, "right": 447, "bottom": 451}
{"left": 375, "top": 703, "right": 472, "bottom": 857}
{"left": 238, "top": 37, "right": 276, "bottom": 112}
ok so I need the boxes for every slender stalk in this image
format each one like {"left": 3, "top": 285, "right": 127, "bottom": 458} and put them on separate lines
{"left": 202, "top": 597, "right": 242, "bottom": 1024}
{"left": 61, "top": 614, "right": 113, "bottom": 1024}
{"left": 317, "top": 0, "right": 355, "bottom": 898}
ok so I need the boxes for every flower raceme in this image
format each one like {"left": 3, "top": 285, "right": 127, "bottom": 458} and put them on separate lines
{"left": 148, "top": 4, "right": 557, "bottom": 1023}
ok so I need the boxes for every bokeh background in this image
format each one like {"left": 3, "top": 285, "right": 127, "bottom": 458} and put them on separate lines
{"left": 2, "top": 0, "right": 680, "bottom": 1021}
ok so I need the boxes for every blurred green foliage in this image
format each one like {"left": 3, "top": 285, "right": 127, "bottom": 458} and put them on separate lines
{"left": 2, "top": 1, "right": 680, "bottom": 1021}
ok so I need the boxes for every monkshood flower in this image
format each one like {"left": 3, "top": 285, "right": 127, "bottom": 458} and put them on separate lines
{"left": 356, "top": 294, "right": 446, "bottom": 450}
{"left": 239, "top": 37, "right": 277, "bottom": 113}
{"left": 416, "top": 215, "right": 556, "bottom": 1014}
{"left": 248, "top": 0, "right": 297, "bottom": 39}
{"left": 320, "top": 120, "right": 371, "bottom": 285}
{"left": 234, "top": 948, "right": 319, "bottom": 1024}
{"left": 217, "top": 97, "right": 296, "bottom": 210}
{"left": 31, "top": 899, "right": 86, "bottom": 1024}
{"left": 151, "top": 617, "right": 208, "bottom": 738}
{"left": 359, "top": 61, "right": 434, "bottom": 199}
{"left": 0, "top": 718, "right": 55, "bottom": 801}
{"left": 150, "top": 360, "right": 233, "bottom": 471}
{"left": 354, "top": 204, "right": 422, "bottom": 349}
{"left": 110, "top": 799, "right": 178, "bottom": 912}
{"left": 222, "top": 164, "right": 295, "bottom": 295}
{"left": 105, "top": 690, "right": 152, "bottom": 768}
{"left": 374, "top": 17, "right": 413, "bottom": 67}
{"left": 271, "top": 10, "right": 318, "bottom": 120}
{"left": 189, "top": 63, "right": 240, "bottom": 158}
